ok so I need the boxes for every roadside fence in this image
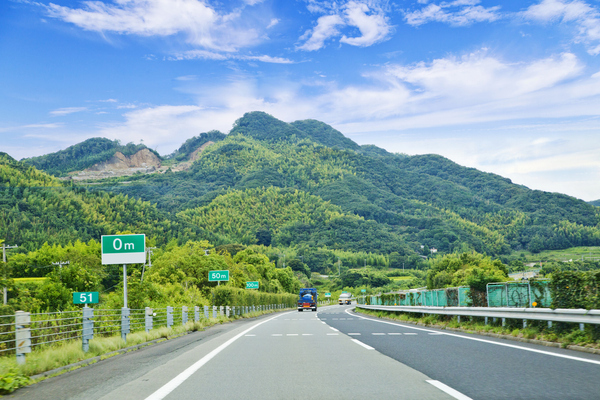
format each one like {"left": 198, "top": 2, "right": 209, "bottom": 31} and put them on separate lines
{"left": 0, "top": 303, "right": 287, "bottom": 364}
{"left": 358, "top": 281, "right": 552, "bottom": 308}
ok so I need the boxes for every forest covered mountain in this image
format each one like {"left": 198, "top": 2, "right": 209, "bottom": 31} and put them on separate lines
{"left": 3, "top": 112, "right": 600, "bottom": 267}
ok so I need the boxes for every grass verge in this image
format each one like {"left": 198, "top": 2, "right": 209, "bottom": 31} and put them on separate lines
{"left": 0, "top": 308, "right": 285, "bottom": 394}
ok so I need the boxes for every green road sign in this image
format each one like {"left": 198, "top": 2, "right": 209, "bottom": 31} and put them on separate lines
{"left": 101, "top": 234, "right": 146, "bottom": 265}
{"left": 325, "top": 292, "right": 331, "bottom": 297}
{"left": 246, "top": 281, "right": 259, "bottom": 289}
{"left": 209, "top": 270, "right": 229, "bottom": 282}
{"left": 73, "top": 292, "right": 99, "bottom": 304}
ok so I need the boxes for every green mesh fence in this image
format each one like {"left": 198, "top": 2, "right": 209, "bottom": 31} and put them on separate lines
{"left": 364, "top": 281, "right": 550, "bottom": 309}
{"left": 487, "top": 281, "right": 551, "bottom": 307}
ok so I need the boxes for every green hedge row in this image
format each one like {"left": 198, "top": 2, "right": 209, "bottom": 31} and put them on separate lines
{"left": 212, "top": 286, "right": 297, "bottom": 307}
{"left": 550, "top": 271, "right": 600, "bottom": 310}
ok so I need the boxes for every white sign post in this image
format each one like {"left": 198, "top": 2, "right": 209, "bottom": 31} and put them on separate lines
{"left": 102, "top": 234, "right": 146, "bottom": 308}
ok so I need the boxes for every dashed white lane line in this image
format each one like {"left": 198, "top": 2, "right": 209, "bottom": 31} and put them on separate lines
{"left": 427, "top": 380, "right": 472, "bottom": 400}
{"left": 302, "top": 334, "right": 313, "bottom": 336}
{"left": 327, "top": 333, "right": 339, "bottom": 336}
{"left": 372, "top": 333, "right": 386, "bottom": 335}
{"left": 351, "top": 339, "right": 374, "bottom": 350}
{"left": 348, "top": 333, "right": 361, "bottom": 336}
{"left": 244, "top": 334, "right": 256, "bottom": 337}
{"left": 287, "top": 334, "right": 299, "bottom": 336}
{"left": 388, "top": 333, "right": 402, "bottom": 335}
{"left": 403, "top": 333, "right": 418, "bottom": 335}
{"left": 346, "top": 308, "right": 600, "bottom": 366}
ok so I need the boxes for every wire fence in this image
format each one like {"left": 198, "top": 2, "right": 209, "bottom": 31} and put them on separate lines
{"left": 0, "top": 303, "right": 288, "bottom": 363}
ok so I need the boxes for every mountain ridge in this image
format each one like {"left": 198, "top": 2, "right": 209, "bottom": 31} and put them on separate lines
{"left": 7, "top": 111, "right": 600, "bottom": 259}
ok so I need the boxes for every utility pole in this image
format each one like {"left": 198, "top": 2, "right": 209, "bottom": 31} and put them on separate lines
{"left": 52, "top": 261, "right": 70, "bottom": 282}
{"left": 141, "top": 247, "right": 156, "bottom": 283}
{"left": 2, "top": 243, "right": 18, "bottom": 305}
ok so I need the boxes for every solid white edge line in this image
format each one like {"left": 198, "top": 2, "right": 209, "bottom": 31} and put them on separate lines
{"left": 144, "top": 311, "right": 293, "bottom": 400}
{"left": 346, "top": 308, "right": 600, "bottom": 366}
{"left": 427, "top": 380, "right": 472, "bottom": 400}
{"left": 351, "top": 338, "right": 374, "bottom": 350}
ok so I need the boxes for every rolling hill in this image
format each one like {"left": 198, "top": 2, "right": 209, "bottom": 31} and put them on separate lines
{"left": 6, "top": 112, "right": 600, "bottom": 261}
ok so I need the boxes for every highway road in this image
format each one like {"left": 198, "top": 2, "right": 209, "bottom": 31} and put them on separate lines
{"left": 9, "top": 304, "right": 600, "bottom": 400}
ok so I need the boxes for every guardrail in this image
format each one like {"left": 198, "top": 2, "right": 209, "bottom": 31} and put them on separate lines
{"left": 356, "top": 304, "right": 600, "bottom": 329}
{"left": 0, "top": 303, "right": 287, "bottom": 364}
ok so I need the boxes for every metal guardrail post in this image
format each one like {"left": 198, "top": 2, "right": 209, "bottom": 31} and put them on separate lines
{"left": 182, "top": 306, "right": 188, "bottom": 325}
{"left": 219, "top": 306, "right": 224, "bottom": 317}
{"left": 82, "top": 306, "right": 94, "bottom": 353}
{"left": 194, "top": 306, "right": 200, "bottom": 322}
{"left": 226, "top": 306, "right": 230, "bottom": 318}
{"left": 145, "top": 307, "right": 153, "bottom": 332}
{"left": 166, "top": 306, "right": 173, "bottom": 328}
{"left": 523, "top": 319, "right": 527, "bottom": 328}
{"left": 212, "top": 306, "right": 217, "bottom": 319}
{"left": 580, "top": 323, "right": 585, "bottom": 331}
{"left": 121, "top": 307, "right": 130, "bottom": 343}
{"left": 204, "top": 305, "right": 209, "bottom": 319}
{"left": 15, "top": 311, "right": 31, "bottom": 365}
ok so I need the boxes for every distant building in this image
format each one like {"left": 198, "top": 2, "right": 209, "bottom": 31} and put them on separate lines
{"left": 430, "top": 248, "right": 438, "bottom": 253}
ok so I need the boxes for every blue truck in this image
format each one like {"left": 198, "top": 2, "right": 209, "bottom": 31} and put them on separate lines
{"left": 298, "top": 288, "right": 317, "bottom": 312}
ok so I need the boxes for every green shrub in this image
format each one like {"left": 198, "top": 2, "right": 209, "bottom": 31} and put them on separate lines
{"left": 0, "top": 367, "right": 29, "bottom": 394}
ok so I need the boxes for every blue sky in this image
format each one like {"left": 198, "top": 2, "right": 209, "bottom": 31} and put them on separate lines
{"left": 1, "top": 0, "right": 600, "bottom": 201}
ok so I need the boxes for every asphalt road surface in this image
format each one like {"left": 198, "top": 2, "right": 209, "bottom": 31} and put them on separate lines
{"left": 9, "top": 304, "right": 600, "bottom": 399}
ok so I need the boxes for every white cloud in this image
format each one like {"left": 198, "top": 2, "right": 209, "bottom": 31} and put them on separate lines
{"left": 172, "top": 50, "right": 293, "bottom": 63}
{"left": 49, "top": 107, "right": 88, "bottom": 116}
{"left": 340, "top": 1, "right": 392, "bottom": 46}
{"left": 405, "top": 0, "right": 502, "bottom": 27}
{"left": 267, "top": 18, "right": 279, "bottom": 28}
{"left": 521, "top": 0, "right": 600, "bottom": 55}
{"left": 45, "top": 0, "right": 262, "bottom": 52}
{"left": 297, "top": 14, "right": 345, "bottom": 51}
{"left": 297, "top": 1, "right": 392, "bottom": 51}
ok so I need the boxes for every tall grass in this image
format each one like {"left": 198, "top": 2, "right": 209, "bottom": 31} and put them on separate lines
{"left": 0, "top": 307, "right": 281, "bottom": 391}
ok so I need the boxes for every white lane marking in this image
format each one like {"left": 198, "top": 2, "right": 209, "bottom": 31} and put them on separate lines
{"left": 348, "top": 333, "right": 361, "bottom": 336}
{"left": 404, "top": 333, "right": 418, "bottom": 335}
{"left": 339, "top": 318, "right": 346, "bottom": 320}
{"left": 244, "top": 334, "right": 256, "bottom": 337}
{"left": 388, "top": 333, "right": 402, "bottom": 335}
{"left": 144, "top": 311, "right": 292, "bottom": 400}
{"left": 327, "top": 333, "right": 339, "bottom": 336}
{"left": 333, "top": 318, "right": 339, "bottom": 320}
{"left": 427, "top": 380, "right": 472, "bottom": 400}
{"left": 429, "top": 333, "right": 444, "bottom": 335}
{"left": 272, "top": 334, "right": 282, "bottom": 336}
{"left": 287, "top": 334, "right": 299, "bottom": 336}
{"left": 302, "top": 334, "right": 313, "bottom": 336}
{"left": 330, "top": 327, "right": 339, "bottom": 332}
{"left": 346, "top": 308, "right": 600, "bottom": 366}
{"left": 321, "top": 321, "right": 326, "bottom": 324}
{"left": 372, "top": 333, "right": 386, "bottom": 335}
{"left": 351, "top": 339, "right": 374, "bottom": 350}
